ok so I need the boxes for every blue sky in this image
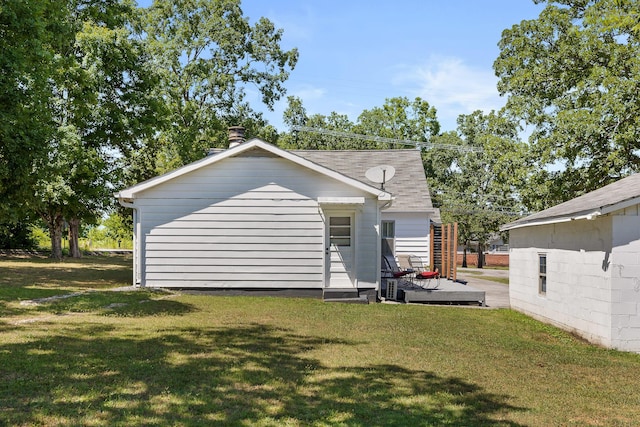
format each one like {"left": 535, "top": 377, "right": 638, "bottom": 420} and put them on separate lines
{"left": 139, "top": 0, "right": 546, "bottom": 133}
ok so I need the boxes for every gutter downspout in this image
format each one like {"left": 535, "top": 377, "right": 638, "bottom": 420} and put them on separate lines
{"left": 380, "top": 195, "right": 394, "bottom": 210}
{"left": 376, "top": 195, "right": 394, "bottom": 300}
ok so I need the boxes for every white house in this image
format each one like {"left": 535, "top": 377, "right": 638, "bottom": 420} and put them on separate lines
{"left": 116, "top": 135, "right": 439, "bottom": 301}
{"left": 292, "top": 149, "right": 440, "bottom": 264}
{"left": 502, "top": 174, "right": 640, "bottom": 353}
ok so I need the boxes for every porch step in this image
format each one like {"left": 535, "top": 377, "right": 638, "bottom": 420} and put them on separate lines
{"left": 323, "top": 288, "right": 368, "bottom": 303}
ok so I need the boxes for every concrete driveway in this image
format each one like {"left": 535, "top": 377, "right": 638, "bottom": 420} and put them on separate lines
{"left": 455, "top": 268, "right": 510, "bottom": 309}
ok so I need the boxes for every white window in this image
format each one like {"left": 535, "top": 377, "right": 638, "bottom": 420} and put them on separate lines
{"left": 381, "top": 220, "right": 395, "bottom": 238}
{"left": 329, "top": 216, "right": 351, "bottom": 246}
{"left": 539, "top": 254, "right": 547, "bottom": 294}
{"left": 381, "top": 220, "right": 396, "bottom": 256}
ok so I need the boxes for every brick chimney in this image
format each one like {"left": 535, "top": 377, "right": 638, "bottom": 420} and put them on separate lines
{"left": 228, "top": 126, "right": 245, "bottom": 148}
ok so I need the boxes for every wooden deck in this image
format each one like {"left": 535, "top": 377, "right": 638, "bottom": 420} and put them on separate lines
{"left": 383, "top": 279, "right": 486, "bottom": 306}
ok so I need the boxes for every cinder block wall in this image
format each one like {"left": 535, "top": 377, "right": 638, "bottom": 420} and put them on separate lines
{"left": 508, "top": 218, "right": 614, "bottom": 349}
{"left": 611, "top": 214, "right": 640, "bottom": 352}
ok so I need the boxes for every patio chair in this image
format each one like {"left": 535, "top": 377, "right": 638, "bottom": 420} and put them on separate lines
{"left": 408, "top": 255, "right": 440, "bottom": 289}
{"left": 382, "top": 254, "right": 413, "bottom": 280}
{"left": 397, "top": 254, "right": 413, "bottom": 272}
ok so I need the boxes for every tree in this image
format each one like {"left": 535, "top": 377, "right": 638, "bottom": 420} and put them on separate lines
{"left": 32, "top": 0, "right": 162, "bottom": 259}
{"left": 355, "top": 97, "right": 440, "bottom": 146}
{"left": 494, "top": 0, "right": 640, "bottom": 209}
{"left": 33, "top": 127, "right": 79, "bottom": 259}
{"left": 143, "top": 0, "right": 298, "bottom": 169}
{"left": 63, "top": 1, "right": 162, "bottom": 257}
{"left": 282, "top": 95, "right": 308, "bottom": 130}
{"left": 102, "top": 212, "right": 132, "bottom": 246}
{"left": 427, "top": 111, "right": 529, "bottom": 268}
{"left": 0, "top": 0, "right": 64, "bottom": 229}
{"left": 282, "top": 96, "right": 439, "bottom": 150}
{"left": 280, "top": 97, "right": 529, "bottom": 266}
{"left": 280, "top": 95, "right": 357, "bottom": 149}
{"left": 0, "top": 221, "right": 36, "bottom": 250}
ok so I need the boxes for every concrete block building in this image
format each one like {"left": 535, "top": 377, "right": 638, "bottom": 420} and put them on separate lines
{"left": 502, "top": 174, "right": 640, "bottom": 353}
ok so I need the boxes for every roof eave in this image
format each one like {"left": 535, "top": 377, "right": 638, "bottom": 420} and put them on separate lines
{"left": 115, "top": 140, "right": 247, "bottom": 199}
{"left": 600, "top": 195, "right": 640, "bottom": 215}
{"left": 503, "top": 195, "right": 640, "bottom": 231}
{"left": 115, "top": 138, "right": 392, "bottom": 201}
{"left": 501, "top": 210, "right": 603, "bottom": 231}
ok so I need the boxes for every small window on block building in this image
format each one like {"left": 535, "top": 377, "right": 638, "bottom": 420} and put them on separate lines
{"left": 539, "top": 254, "right": 547, "bottom": 294}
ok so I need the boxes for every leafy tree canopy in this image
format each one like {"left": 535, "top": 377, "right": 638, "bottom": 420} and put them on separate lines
{"left": 495, "top": 0, "right": 640, "bottom": 209}
{"left": 0, "top": 0, "right": 65, "bottom": 222}
{"left": 281, "top": 96, "right": 439, "bottom": 150}
{"left": 143, "top": 0, "right": 298, "bottom": 169}
{"left": 281, "top": 97, "right": 529, "bottom": 259}
{"left": 428, "top": 111, "right": 530, "bottom": 259}
{"left": 40, "top": 0, "right": 164, "bottom": 259}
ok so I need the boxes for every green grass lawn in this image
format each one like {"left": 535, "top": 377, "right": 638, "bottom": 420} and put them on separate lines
{"left": 1, "top": 255, "right": 639, "bottom": 426}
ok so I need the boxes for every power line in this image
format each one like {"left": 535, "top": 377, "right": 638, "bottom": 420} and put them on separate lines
{"left": 439, "top": 199, "right": 528, "bottom": 216}
{"left": 437, "top": 199, "right": 531, "bottom": 216}
{"left": 444, "top": 208, "right": 525, "bottom": 216}
{"left": 291, "top": 126, "right": 482, "bottom": 153}
{"left": 291, "top": 126, "right": 530, "bottom": 215}
{"left": 433, "top": 190, "right": 518, "bottom": 201}
{"left": 442, "top": 206, "right": 528, "bottom": 216}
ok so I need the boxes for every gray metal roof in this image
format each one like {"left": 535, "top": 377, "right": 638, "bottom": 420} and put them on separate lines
{"left": 293, "top": 149, "right": 437, "bottom": 214}
{"left": 502, "top": 174, "right": 640, "bottom": 230}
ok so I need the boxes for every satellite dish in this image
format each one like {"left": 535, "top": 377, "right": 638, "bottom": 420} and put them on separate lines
{"left": 365, "top": 165, "right": 396, "bottom": 190}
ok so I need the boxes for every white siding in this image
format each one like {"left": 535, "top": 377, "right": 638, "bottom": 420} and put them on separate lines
{"left": 135, "top": 156, "right": 379, "bottom": 289}
{"left": 382, "top": 212, "right": 431, "bottom": 265}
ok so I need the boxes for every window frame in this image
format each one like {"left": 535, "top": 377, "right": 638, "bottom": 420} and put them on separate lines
{"left": 329, "top": 216, "right": 352, "bottom": 247}
{"left": 538, "top": 253, "right": 547, "bottom": 295}
{"left": 381, "top": 220, "right": 395, "bottom": 239}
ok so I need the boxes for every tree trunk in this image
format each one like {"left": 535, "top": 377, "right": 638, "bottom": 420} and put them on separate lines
{"left": 45, "top": 213, "right": 64, "bottom": 261}
{"left": 68, "top": 217, "right": 82, "bottom": 258}
{"left": 462, "top": 245, "right": 468, "bottom": 268}
{"left": 477, "top": 242, "right": 484, "bottom": 269}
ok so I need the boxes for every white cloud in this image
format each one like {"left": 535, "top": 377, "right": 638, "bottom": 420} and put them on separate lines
{"left": 393, "top": 56, "right": 505, "bottom": 130}
{"left": 292, "top": 84, "right": 326, "bottom": 101}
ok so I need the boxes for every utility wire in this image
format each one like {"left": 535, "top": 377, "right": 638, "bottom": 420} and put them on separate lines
{"left": 443, "top": 207, "right": 527, "bottom": 216}
{"left": 291, "top": 125, "right": 483, "bottom": 153}
{"left": 291, "top": 126, "right": 530, "bottom": 214}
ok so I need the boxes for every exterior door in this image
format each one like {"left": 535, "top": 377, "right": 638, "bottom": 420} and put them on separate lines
{"left": 325, "top": 213, "right": 355, "bottom": 288}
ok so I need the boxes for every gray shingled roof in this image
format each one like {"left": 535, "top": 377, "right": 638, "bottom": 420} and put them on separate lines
{"left": 119, "top": 141, "right": 437, "bottom": 218}
{"left": 293, "top": 149, "right": 437, "bottom": 214}
{"left": 502, "top": 174, "right": 640, "bottom": 230}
